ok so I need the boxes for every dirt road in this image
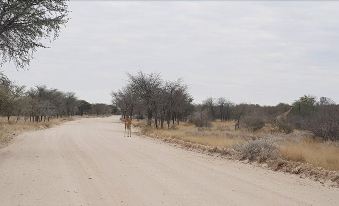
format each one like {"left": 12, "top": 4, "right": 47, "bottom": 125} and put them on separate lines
{"left": 0, "top": 116, "right": 338, "bottom": 206}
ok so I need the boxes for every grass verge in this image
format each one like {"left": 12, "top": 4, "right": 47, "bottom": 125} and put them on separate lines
{"left": 133, "top": 120, "right": 339, "bottom": 187}
{"left": 0, "top": 117, "right": 73, "bottom": 147}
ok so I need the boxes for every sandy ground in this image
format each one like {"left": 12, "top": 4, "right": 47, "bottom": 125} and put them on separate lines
{"left": 0, "top": 116, "right": 338, "bottom": 206}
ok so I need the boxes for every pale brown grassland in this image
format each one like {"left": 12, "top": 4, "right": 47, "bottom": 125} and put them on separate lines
{"left": 133, "top": 120, "right": 339, "bottom": 172}
{"left": 280, "top": 139, "right": 339, "bottom": 171}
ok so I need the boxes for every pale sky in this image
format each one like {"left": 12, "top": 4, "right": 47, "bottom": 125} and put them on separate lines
{"left": 3, "top": 1, "right": 339, "bottom": 105}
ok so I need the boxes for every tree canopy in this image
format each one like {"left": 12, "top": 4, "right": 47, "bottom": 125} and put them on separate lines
{"left": 1, "top": 72, "right": 113, "bottom": 121}
{"left": 0, "top": 0, "right": 69, "bottom": 68}
{"left": 112, "top": 72, "right": 193, "bottom": 128}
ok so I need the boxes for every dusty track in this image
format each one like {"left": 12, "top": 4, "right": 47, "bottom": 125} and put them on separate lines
{"left": 0, "top": 116, "right": 338, "bottom": 206}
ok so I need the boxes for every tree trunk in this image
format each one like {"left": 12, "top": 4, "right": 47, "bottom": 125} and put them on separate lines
{"left": 161, "top": 118, "right": 164, "bottom": 129}
{"left": 155, "top": 117, "right": 158, "bottom": 129}
{"left": 147, "top": 110, "right": 152, "bottom": 126}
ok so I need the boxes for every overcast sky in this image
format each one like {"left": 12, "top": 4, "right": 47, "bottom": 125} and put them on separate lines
{"left": 3, "top": 1, "right": 339, "bottom": 105}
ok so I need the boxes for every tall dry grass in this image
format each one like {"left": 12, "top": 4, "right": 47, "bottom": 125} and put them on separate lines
{"left": 280, "top": 139, "right": 339, "bottom": 171}
{"left": 136, "top": 120, "right": 247, "bottom": 148}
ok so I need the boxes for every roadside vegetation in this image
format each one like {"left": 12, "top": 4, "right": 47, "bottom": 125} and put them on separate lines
{"left": 112, "top": 71, "right": 193, "bottom": 128}
{"left": 135, "top": 120, "right": 339, "bottom": 171}
{"left": 0, "top": 1, "right": 72, "bottom": 144}
{"left": 114, "top": 72, "right": 339, "bottom": 186}
{"left": 0, "top": 116, "right": 72, "bottom": 146}
{"left": 0, "top": 72, "right": 114, "bottom": 145}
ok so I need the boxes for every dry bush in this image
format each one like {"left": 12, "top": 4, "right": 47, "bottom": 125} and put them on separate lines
{"left": 241, "top": 115, "right": 265, "bottom": 131}
{"left": 234, "top": 139, "right": 279, "bottom": 162}
{"left": 306, "top": 114, "right": 339, "bottom": 141}
{"left": 188, "top": 111, "right": 211, "bottom": 128}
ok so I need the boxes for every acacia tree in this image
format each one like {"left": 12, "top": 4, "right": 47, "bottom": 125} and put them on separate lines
{"left": 0, "top": 71, "right": 10, "bottom": 111}
{"left": 19, "top": 86, "right": 75, "bottom": 122}
{"left": 2, "top": 73, "right": 112, "bottom": 121}
{"left": 202, "top": 98, "right": 215, "bottom": 120}
{"left": 91, "top": 104, "right": 112, "bottom": 116}
{"left": 292, "top": 95, "right": 316, "bottom": 116}
{"left": 171, "top": 83, "right": 192, "bottom": 125}
{"left": 112, "top": 72, "right": 193, "bottom": 128}
{"left": 0, "top": 0, "right": 69, "bottom": 68}
{"left": 128, "top": 72, "right": 162, "bottom": 126}
{"left": 112, "top": 86, "right": 138, "bottom": 119}
{"left": 78, "top": 100, "right": 91, "bottom": 116}
{"left": 0, "top": 71, "right": 25, "bottom": 121}
{"left": 217, "top": 97, "right": 232, "bottom": 121}
{"left": 64, "top": 92, "right": 78, "bottom": 116}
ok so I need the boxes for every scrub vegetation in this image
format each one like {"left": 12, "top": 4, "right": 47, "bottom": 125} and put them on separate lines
{"left": 114, "top": 72, "right": 339, "bottom": 186}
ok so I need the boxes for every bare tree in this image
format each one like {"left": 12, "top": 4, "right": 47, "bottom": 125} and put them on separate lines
{"left": 91, "top": 104, "right": 112, "bottom": 116}
{"left": 78, "top": 100, "right": 91, "bottom": 116}
{"left": 113, "top": 72, "right": 193, "bottom": 128}
{"left": 2, "top": 73, "right": 112, "bottom": 123}
{"left": 112, "top": 86, "right": 137, "bottom": 119}
{"left": 203, "top": 97, "right": 215, "bottom": 120}
{"left": 319, "top": 97, "right": 335, "bottom": 106}
{"left": 127, "top": 72, "right": 162, "bottom": 126}
{"left": 217, "top": 97, "right": 232, "bottom": 121}
{"left": 64, "top": 92, "right": 78, "bottom": 116}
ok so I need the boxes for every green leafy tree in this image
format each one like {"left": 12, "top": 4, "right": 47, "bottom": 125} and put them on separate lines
{"left": 292, "top": 95, "right": 316, "bottom": 116}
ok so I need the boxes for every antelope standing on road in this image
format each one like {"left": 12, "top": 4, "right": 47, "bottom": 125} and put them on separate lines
{"left": 124, "top": 117, "right": 132, "bottom": 137}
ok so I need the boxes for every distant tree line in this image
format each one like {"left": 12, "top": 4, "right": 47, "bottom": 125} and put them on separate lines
{"left": 113, "top": 72, "right": 338, "bottom": 140}
{"left": 196, "top": 95, "right": 339, "bottom": 141}
{"left": 112, "top": 72, "right": 194, "bottom": 128}
{"left": 289, "top": 95, "right": 339, "bottom": 140}
{"left": 0, "top": 72, "right": 113, "bottom": 122}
